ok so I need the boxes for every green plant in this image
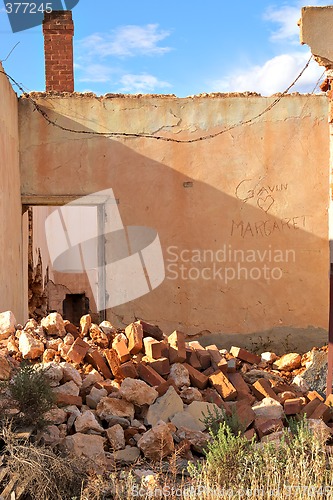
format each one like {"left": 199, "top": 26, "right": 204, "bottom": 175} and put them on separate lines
{"left": 6, "top": 362, "right": 56, "bottom": 428}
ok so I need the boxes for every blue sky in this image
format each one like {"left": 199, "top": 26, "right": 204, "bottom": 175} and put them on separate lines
{"left": 0, "top": 0, "right": 330, "bottom": 96}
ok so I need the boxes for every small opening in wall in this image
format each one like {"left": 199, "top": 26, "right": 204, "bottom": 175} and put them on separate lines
{"left": 63, "top": 293, "right": 89, "bottom": 326}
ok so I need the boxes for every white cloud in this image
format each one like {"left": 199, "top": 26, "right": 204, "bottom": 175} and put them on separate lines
{"left": 210, "top": 52, "right": 324, "bottom": 96}
{"left": 263, "top": 5, "right": 301, "bottom": 42}
{"left": 119, "top": 73, "right": 172, "bottom": 93}
{"left": 264, "top": 1, "right": 329, "bottom": 42}
{"left": 74, "top": 63, "right": 117, "bottom": 83}
{"left": 76, "top": 24, "right": 172, "bottom": 59}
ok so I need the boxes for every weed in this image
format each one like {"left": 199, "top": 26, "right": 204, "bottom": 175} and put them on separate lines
{"left": 2, "top": 362, "right": 56, "bottom": 429}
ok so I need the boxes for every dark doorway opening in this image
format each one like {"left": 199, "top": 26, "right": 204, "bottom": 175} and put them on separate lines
{"left": 63, "top": 293, "right": 89, "bottom": 326}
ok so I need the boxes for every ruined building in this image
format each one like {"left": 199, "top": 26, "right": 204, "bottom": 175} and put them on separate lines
{"left": 1, "top": 7, "right": 333, "bottom": 353}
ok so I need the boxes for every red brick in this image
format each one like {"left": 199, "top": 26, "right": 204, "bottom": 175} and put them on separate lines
{"left": 185, "top": 347, "right": 202, "bottom": 371}
{"left": 300, "top": 397, "right": 322, "bottom": 418}
{"left": 64, "top": 322, "right": 80, "bottom": 338}
{"left": 188, "top": 341, "right": 211, "bottom": 370}
{"left": 202, "top": 366, "right": 215, "bottom": 377}
{"left": 272, "top": 382, "right": 295, "bottom": 394}
{"left": 147, "top": 357, "right": 170, "bottom": 376}
{"left": 228, "top": 372, "right": 252, "bottom": 399}
{"left": 310, "top": 403, "right": 332, "bottom": 423}
{"left": 284, "top": 398, "right": 303, "bottom": 415}
{"left": 143, "top": 337, "right": 164, "bottom": 360}
{"left": 125, "top": 322, "right": 143, "bottom": 354}
{"left": 183, "top": 362, "right": 209, "bottom": 390}
{"left": 254, "top": 417, "right": 284, "bottom": 439}
{"left": 203, "top": 388, "right": 231, "bottom": 415}
{"left": 168, "top": 331, "right": 186, "bottom": 363}
{"left": 252, "top": 379, "right": 280, "bottom": 401}
{"left": 95, "top": 380, "right": 117, "bottom": 394}
{"left": 112, "top": 339, "right": 130, "bottom": 363}
{"left": 243, "top": 428, "right": 256, "bottom": 441}
{"left": 205, "top": 344, "right": 224, "bottom": 367}
{"left": 85, "top": 349, "right": 112, "bottom": 380}
{"left": 43, "top": 11, "right": 74, "bottom": 92}
{"left": 136, "top": 320, "right": 164, "bottom": 341}
{"left": 56, "top": 394, "right": 82, "bottom": 407}
{"left": 137, "top": 363, "right": 165, "bottom": 387}
{"left": 67, "top": 338, "right": 90, "bottom": 364}
{"left": 230, "top": 346, "right": 261, "bottom": 365}
{"left": 156, "top": 379, "right": 180, "bottom": 397}
{"left": 307, "top": 390, "right": 325, "bottom": 402}
{"left": 234, "top": 400, "right": 255, "bottom": 431}
{"left": 104, "top": 348, "right": 122, "bottom": 379}
{"left": 227, "top": 358, "right": 237, "bottom": 373}
{"left": 209, "top": 370, "right": 237, "bottom": 401}
{"left": 118, "top": 361, "right": 138, "bottom": 379}
{"left": 325, "top": 394, "right": 333, "bottom": 406}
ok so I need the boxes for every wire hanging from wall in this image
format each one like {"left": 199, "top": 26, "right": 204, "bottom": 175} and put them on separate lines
{"left": 0, "top": 55, "right": 322, "bottom": 144}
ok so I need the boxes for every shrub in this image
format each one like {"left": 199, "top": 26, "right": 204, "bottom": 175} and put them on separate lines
{"left": 5, "top": 362, "right": 56, "bottom": 428}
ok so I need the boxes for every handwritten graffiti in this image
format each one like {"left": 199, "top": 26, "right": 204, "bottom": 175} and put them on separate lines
{"left": 235, "top": 178, "right": 288, "bottom": 213}
{"left": 230, "top": 215, "right": 306, "bottom": 239}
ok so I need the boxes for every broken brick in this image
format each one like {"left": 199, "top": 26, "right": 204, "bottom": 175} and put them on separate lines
{"left": 307, "top": 390, "right": 325, "bottom": 402}
{"left": 56, "top": 394, "right": 83, "bottom": 407}
{"left": 188, "top": 341, "right": 211, "bottom": 370}
{"left": 325, "top": 394, "right": 333, "bottom": 407}
{"left": 143, "top": 337, "right": 164, "bottom": 360}
{"left": 310, "top": 402, "right": 332, "bottom": 423}
{"left": 137, "top": 363, "right": 165, "bottom": 387}
{"left": 228, "top": 372, "right": 252, "bottom": 399}
{"left": 234, "top": 400, "right": 255, "bottom": 431}
{"left": 104, "top": 348, "right": 122, "bottom": 378}
{"left": 183, "top": 362, "right": 209, "bottom": 390}
{"left": 300, "top": 397, "right": 322, "bottom": 418}
{"left": 156, "top": 379, "right": 180, "bottom": 397}
{"left": 202, "top": 366, "right": 215, "bottom": 377}
{"left": 284, "top": 398, "right": 303, "bottom": 415}
{"left": 209, "top": 370, "right": 237, "bottom": 401}
{"left": 227, "top": 358, "right": 237, "bottom": 373}
{"left": 125, "top": 322, "right": 143, "bottom": 355}
{"left": 203, "top": 388, "right": 231, "bottom": 414}
{"left": 147, "top": 357, "right": 170, "bottom": 376}
{"left": 168, "top": 331, "right": 186, "bottom": 364}
{"left": 64, "top": 322, "right": 80, "bottom": 339}
{"left": 85, "top": 349, "right": 112, "bottom": 380}
{"left": 118, "top": 360, "right": 138, "bottom": 379}
{"left": 252, "top": 378, "right": 280, "bottom": 401}
{"left": 185, "top": 347, "right": 202, "bottom": 371}
{"left": 230, "top": 346, "right": 261, "bottom": 365}
{"left": 205, "top": 344, "right": 225, "bottom": 366}
{"left": 67, "top": 338, "right": 90, "bottom": 364}
{"left": 136, "top": 320, "right": 164, "bottom": 341}
{"left": 113, "top": 339, "right": 131, "bottom": 363}
{"left": 254, "top": 417, "right": 284, "bottom": 439}
{"left": 243, "top": 428, "right": 256, "bottom": 441}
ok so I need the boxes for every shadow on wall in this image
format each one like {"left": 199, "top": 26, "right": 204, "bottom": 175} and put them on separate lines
{"left": 19, "top": 95, "right": 329, "bottom": 353}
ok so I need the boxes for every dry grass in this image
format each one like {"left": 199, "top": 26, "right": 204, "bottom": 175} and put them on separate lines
{"left": 0, "top": 417, "right": 332, "bottom": 499}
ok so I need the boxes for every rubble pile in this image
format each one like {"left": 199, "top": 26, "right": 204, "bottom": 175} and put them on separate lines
{"left": 0, "top": 310, "right": 332, "bottom": 467}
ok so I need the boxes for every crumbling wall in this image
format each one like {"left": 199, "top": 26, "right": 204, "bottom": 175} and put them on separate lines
{"left": 0, "top": 63, "right": 26, "bottom": 322}
{"left": 18, "top": 93, "right": 330, "bottom": 350}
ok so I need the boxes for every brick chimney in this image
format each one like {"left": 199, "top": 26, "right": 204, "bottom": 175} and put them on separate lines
{"left": 43, "top": 11, "right": 74, "bottom": 92}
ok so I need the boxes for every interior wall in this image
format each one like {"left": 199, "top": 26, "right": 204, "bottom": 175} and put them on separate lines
{"left": 0, "top": 63, "right": 26, "bottom": 323}
{"left": 18, "top": 93, "right": 330, "bottom": 351}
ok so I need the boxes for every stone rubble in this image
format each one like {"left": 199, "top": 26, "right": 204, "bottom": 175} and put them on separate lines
{"left": 0, "top": 310, "right": 332, "bottom": 466}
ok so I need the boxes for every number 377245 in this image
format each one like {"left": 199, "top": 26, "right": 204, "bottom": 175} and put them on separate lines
{"left": 5, "top": 3, "right": 53, "bottom": 14}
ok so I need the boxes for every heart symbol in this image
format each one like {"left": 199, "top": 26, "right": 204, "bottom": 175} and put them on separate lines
{"left": 257, "top": 195, "right": 275, "bottom": 213}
